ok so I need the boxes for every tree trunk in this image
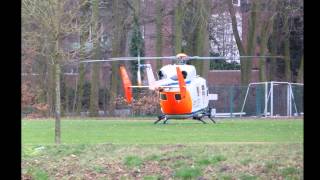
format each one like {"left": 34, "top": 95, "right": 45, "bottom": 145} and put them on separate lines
{"left": 76, "top": 0, "right": 90, "bottom": 115}
{"left": 109, "top": 0, "right": 127, "bottom": 116}
{"left": 109, "top": 62, "right": 118, "bottom": 116}
{"left": 72, "top": 73, "right": 78, "bottom": 114}
{"left": 61, "top": 74, "right": 67, "bottom": 116}
{"left": 284, "top": 37, "right": 291, "bottom": 82}
{"left": 194, "top": 0, "right": 210, "bottom": 78}
{"left": 227, "top": 0, "right": 247, "bottom": 84}
{"left": 297, "top": 55, "right": 303, "bottom": 83}
{"left": 268, "top": 29, "right": 278, "bottom": 81}
{"left": 174, "top": 0, "right": 183, "bottom": 54}
{"left": 258, "top": 16, "right": 273, "bottom": 82}
{"left": 76, "top": 63, "right": 85, "bottom": 115}
{"left": 89, "top": 63, "right": 100, "bottom": 116}
{"left": 89, "top": 0, "right": 100, "bottom": 117}
{"left": 155, "top": 0, "right": 163, "bottom": 70}
{"left": 283, "top": 19, "right": 291, "bottom": 82}
{"left": 55, "top": 64, "right": 61, "bottom": 144}
{"left": 227, "top": 0, "right": 245, "bottom": 55}
{"left": 244, "top": 0, "right": 258, "bottom": 84}
{"left": 268, "top": 1, "right": 281, "bottom": 81}
{"left": 48, "top": 64, "right": 56, "bottom": 116}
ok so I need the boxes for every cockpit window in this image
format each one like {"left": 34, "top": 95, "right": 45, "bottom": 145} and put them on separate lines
{"left": 175, "top": 94, "right": 182, "bottom": 100}
{"left": 182, "top": 71, "right": 187, "bottom": 79}
{"left": 170, "top": 75, "right": 178, "bottom": 81}
{"left": 158, "top": 71, "right": 165, "bottom": 79}
{"left": 160, "top": 93, "right": 167, "bottom": 100}
{"left": 158, "top": 71, "right": 163, "bottom": 79}
{"left": 170, "top": 71, "right": 187, "bottom": 81}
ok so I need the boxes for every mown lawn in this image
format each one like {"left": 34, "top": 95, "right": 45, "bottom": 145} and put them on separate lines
{"left": 22, "top": 118, "right": 303, "bottom": 180}
{"left": 22, "top": 118, "right": 303, "bottom": 145}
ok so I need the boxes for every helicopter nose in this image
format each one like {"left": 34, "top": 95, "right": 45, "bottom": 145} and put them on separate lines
{"left": 159, "top": 91, "right": 192, "bottom": 115}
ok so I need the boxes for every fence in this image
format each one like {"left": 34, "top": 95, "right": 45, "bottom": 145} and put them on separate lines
{"left": 22, "top": 81, "right": 303, "bottom": 118}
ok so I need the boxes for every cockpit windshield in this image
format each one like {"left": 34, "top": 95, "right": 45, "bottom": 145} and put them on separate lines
{"left": 158, "top": 70, "right": 166, "bottom": 79}
{"left": 170, "top": 75, "right": 178, "bottom": 81}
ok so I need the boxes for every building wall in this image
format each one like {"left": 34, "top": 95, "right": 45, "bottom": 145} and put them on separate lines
{"left": 207, "top": 70, "right": 260, "bottom": 85}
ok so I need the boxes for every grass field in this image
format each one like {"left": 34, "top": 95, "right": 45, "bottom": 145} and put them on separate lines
{"left": 22, "top": 118, "right": 303, "bottom": 179}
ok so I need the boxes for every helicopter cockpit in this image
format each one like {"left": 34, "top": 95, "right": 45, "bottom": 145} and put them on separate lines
{"left": 157, "top": 64, "right": 196, "bottom": 81}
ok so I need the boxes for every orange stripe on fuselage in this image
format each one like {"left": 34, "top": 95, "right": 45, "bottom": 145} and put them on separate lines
{"left": 160, "top": 90, "right": 192, "bottom": 115}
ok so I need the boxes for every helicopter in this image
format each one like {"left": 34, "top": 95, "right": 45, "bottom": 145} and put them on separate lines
{"left": 81, "top": 53, "right": 283, "bottom": 124}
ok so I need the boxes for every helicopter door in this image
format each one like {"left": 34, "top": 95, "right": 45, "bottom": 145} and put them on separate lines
{"left": 197, "top": 84, "right": 205, "bottom": 110}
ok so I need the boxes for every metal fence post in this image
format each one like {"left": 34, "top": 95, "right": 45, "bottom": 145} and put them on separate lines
{"left": 270, "top": 81, "right": 274, "bottom": 117}
{"left": 287, "top": 83, "right": 291, "bottom": 117}
{"left": 264, "top": 82, "right": 268, "bottom": 116}
{"left": 240, "top": 84, "right": 251, "bottom": 117}
{"left": 256, "top": 85, "right": 262, "bottom": 117}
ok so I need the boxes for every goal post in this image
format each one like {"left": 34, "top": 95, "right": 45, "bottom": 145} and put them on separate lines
{"left": 240, "top": 81, "right": 303, "bottom": 117}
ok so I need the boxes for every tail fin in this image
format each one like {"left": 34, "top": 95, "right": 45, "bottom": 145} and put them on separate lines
{"left": 145, "top": 64, "right": 156, "bottom": 86}
{"left": 119, "top": 65, "right": 133, "bottom": 103}
{"left": 176, "top": 66, "right": 186, "bottom": 98}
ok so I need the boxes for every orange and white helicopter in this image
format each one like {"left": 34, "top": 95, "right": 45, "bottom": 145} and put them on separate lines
{"left": 82, "top": 53, "right": 282, "bottom": 124}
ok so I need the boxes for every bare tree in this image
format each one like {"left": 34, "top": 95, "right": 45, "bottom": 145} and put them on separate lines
{"left": 89, "top": 0, "right": 101, "bottom": 116}
{"left": 257, "top": 0, "right": 277, "bottom": 81}
{"left": 155, "top": 0, "right": 163, "bottom": 70}
{"left": 174, "top": 0, "right": 184, "bottom": 54}
{"left": 180, "top": 0, "right": 211, "bottom": 78}
{"left": 22, "top": 0, "right": 91, "bottom": 143}
{"left": 297, "top": 55, "right": 303, "bottom": 83}
{"left": 108, "top": 0, "right": 129, "bottom": 116}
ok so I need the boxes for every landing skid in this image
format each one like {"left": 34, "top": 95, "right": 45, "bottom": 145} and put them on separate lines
{"left": 154, "top": 115, "right": 166, "bottom": 124}
{"left": 154, "top": 109, "right": 216, "bottom": 124}
{"left": 192, "top": 117, "right": 207, "bottom": 124}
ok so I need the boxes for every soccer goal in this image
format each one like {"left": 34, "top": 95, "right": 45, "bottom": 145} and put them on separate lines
{"left": 240, "top": 81, "right": 303, "bottom": 117}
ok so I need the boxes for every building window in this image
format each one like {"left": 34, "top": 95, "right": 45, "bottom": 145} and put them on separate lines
{"left": 160, "top": 94, "right": 167, "bottom": 100}
{"left": 175, "top": 94, "right": 181, "bottom": 100}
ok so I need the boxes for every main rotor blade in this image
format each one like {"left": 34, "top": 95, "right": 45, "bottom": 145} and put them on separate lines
{"left": 76, "top": 56, "right": 176, "bottom": 64}
{"left": 189, "top": 56, "right": 227, "bottom": 60}
{"left": 80, "top": 59, "right": 136, "bottom": 63}
{"left": 188, "top": 56, "right": 284, "bottom": 60}
{"left": 109, "top": 56, "right": 176, "bottom": 60}
{"left": 236, "top": 56, "right": 284, "bottom": 59}
{"left": 77, "top": 55, "right": 284, "bottom": 63}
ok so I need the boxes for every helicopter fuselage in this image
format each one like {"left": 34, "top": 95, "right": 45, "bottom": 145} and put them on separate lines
{"left": 155, "top": 64, "right": 210, "bottom": 119}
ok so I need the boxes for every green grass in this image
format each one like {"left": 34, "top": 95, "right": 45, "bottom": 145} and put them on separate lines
{"left": 197, "top": 155, "right": 227, "bottom": 166}
{"left": 124, "top": 155, "right": 143, "bottom": 167}
{"left": 26, "top": 167, "right": 49, "bottom": 180}
{"left": 22, "top": 143, "right": 303, "bottom": 179}
{"left": 22, "top": 119, "right": 303, "bottom": 145}
{"left": 239, "top": 174, "right": 258, "bottom": 180}
{"left": 22, "top": 118, "right": 303, "bottom": 179}
{"left": 174, "top": 167, "right": 202, "bottom": 179}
